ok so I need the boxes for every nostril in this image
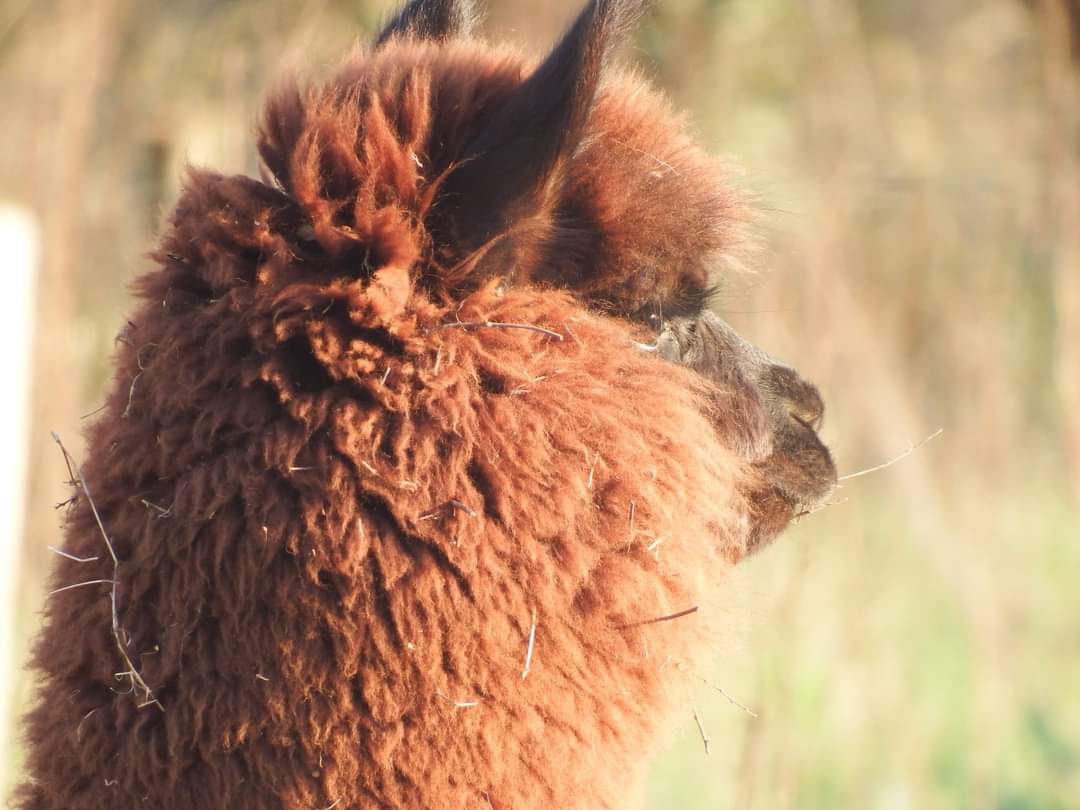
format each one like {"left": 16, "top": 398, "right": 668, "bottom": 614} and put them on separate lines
{"left": 790, "top": 407, "right": 823, "bottom": 433}
{"left": 766, "top": 365, "right": 825, "bottom": 432}
{"left": 788, "top": 389, "right": 825, "bottom": 432}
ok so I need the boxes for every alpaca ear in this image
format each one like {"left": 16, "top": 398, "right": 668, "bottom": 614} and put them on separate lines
{"left": 444, "top": 0, "right": 649, "bottom": 251}
{"left": 375, "top": 0, "right": 478, "bottom": 46}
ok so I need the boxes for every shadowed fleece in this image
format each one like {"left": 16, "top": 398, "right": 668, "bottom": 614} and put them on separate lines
{"left": 16, "top": 27, "right": 770, "bottom": 810}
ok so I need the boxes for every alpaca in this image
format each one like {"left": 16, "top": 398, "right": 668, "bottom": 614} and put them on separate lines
{"left": 16, "top": 1, "right": 835, "bottom": 807}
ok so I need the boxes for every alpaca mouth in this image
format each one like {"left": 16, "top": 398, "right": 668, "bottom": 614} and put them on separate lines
{"left": 649, "top": 311, "right": 838, "bottom": 536}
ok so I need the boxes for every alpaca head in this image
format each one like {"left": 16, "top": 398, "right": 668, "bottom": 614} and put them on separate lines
{"left": 258, "top": 0, "right": 836, "bottom": 551}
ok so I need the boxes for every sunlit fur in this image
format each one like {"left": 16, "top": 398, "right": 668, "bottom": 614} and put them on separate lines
{"left": 15, "top": 6, "right": 811, "bottom": 809}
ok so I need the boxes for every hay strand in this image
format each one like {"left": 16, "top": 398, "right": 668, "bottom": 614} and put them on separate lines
{"left": 689, "top": 695, "right": 711, "bottom": 755}
{"left": 51, "top": 432, "right": 163, "bottom": 712}
{"left": 48, "top": 546, "right": 98, "bottom": 563}
{"left": 838, "top": 428, "right": 943, "bottom": 482}
{"left": 440, "top": 320, "right": 564, "bottom": 341}
{"left": 522, "top": 608, "right": 537, "bottom": 680}
{"left": 616, "top": 605, "right": 699, "bottom": 630}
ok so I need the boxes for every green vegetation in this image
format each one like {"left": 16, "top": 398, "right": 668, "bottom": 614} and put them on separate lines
{"left": 649, "top": 488, "right": 1079, "bottom": 808}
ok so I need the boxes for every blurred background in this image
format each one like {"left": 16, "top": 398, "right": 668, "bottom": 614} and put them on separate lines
{"left": 1, "top": 0, "right": 1077, "bottom": 807}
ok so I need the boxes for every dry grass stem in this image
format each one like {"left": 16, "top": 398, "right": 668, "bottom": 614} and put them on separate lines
{"left": 837, "top": 428, "right": 944, "bottom": 482}
{"left": 586, "top": 450, "right": 600, "bottom": 490}
{"left": 616, "top": 605, "right": 699, "bottom": 630}
{"left": 48, "top": 546, "right": 98, "bottom": 563}
{"left": 120, "top": 372, "right": 143, "bottom": 419}
{"left": 522, "top": 608, "right": 537, "bottom": 680}
{"left": 608, "top": 137, "right": 680, "bottom": 176}
{"left": 48, "top": 578, "right": 116, "bottom": 596}
{"left": 626, "top": 500, "right": 636, "bottom": 551}
{"left": 435, "top": 690, "right": 480, "bottom": 708}
{"left": 120, "top": 344, "right": 160, "bottom": 419}
{"left": 794, "top": 497, "right": 850, "bottom": 521}
{"left": 440, "top": 320, "right": 564, "bottom": 341}
{"left": 139, "top": 498, "right": 173, "bottom": 517}
{"left": 448, "top": 499, "right": 478, "bottom": 517}
{"left": 80, "top": 403, "right": 107, "bottom": 420}
{"left": 76, "top": 708, "right": 97, "bottom": 742}
{"left": 700, "top": 676, "right": 758, "bottom": 718}
{"left": 51, "top": 432, "right": 163, "bottom": 712}
{"left": 56, "top": 434, "right": 78, "bottom": 485}
{"left": 690, "top": 695, "right": 711, "bottom": 755}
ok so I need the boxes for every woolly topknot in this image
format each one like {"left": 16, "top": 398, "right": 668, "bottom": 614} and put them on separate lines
{"left": 256, "top": 34, "right": 742, "bottom": 318}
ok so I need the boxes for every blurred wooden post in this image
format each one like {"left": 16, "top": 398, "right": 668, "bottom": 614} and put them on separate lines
{"left": 1037, "top": 0, "right": 1080, "bottom": 501}
{"left": 0, "top": 204, "right": 39, "bottom": 796}
{"left": 19, "top": 0, "right": 127, "bottom": 590}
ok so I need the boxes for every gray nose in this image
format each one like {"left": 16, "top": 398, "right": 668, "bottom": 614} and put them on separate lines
{"left": 651, "top": 310, "right": 834, "bottom": 478}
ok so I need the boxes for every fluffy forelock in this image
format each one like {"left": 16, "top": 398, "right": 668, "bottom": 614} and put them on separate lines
{"left": 256, "top": 37, "right": 745, "bottom": 315}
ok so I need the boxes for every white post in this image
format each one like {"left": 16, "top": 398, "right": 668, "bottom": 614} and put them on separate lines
{"left": 0, "top": 204, "right": 39, "bottom": 793}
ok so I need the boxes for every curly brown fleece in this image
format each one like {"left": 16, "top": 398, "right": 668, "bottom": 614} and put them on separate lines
{"left": 16, "top": 3, "right": 784, "bottom": 809}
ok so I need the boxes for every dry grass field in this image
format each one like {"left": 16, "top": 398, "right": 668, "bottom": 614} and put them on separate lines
{"left": 2, "top": 0, "right": 1077, "bottom": 806}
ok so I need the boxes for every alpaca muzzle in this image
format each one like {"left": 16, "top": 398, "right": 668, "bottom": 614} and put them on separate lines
{"left": 653, "top": 311, "right": 838, "bottom": 543}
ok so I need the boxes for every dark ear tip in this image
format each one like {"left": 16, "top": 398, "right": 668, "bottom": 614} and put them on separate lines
{"left": 565, "top": 0, "right": 652, "bottom": 73}
{"left": 375, "top": 0, "right": 480, "bottom": 46}
{"left": 596, "top": 0, "right": 652, "bottom": 36}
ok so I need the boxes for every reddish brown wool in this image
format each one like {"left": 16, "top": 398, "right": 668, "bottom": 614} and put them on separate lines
{"left": 16, "top": 2, "right": 830, "bottom": 808}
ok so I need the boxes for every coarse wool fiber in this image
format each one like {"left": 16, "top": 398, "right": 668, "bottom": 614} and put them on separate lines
{"left": 17, "top": 35, "right": 767, "bottom": 810}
